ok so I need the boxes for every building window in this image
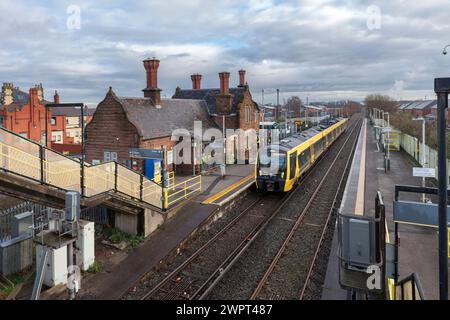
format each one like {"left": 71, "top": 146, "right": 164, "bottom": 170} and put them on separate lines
{"left": 104, "top": 151, "right": 118, "bottom": 162}
{"left": 245, "top": 108, "right": 250, "bottom": 123}
{"left": 51, "top": 117, "right": 56, "bottom": 125}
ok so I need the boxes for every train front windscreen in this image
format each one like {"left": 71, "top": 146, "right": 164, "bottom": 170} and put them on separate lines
{"left": 257, "top": 151, "right": 286, "bottom": 178}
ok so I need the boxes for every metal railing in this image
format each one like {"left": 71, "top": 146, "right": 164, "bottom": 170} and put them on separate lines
{"left": 166, "top": 175, "right": 202, "bottom": 208}
{"left": 394, "top": 273, "right": 425, "bottom": 300}
{"left": 0, "top": 127, "right": 164, "bottom": 209}
{"left": 0, "top": 202, "right": 53, "bottom": 242}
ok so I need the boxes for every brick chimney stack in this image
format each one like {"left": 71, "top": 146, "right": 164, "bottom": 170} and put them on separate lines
{"left": 54, "top": 90, "right": 60, "bottom": 104}
{"left": 191, "top": 74, "right": 202, "bottom": 90}
{"left": 29, "top": 87, "right": 39, "bottom": 105}
{"left": 35, "top": 83, "right": 44, "bottom": 102}
{"left": 216, "top": 72, "right": 233, "bottom": 115}
{"left": 219, "top": 72, "right": 230, "bottom": 94}
{"left": 238, "top": 69, "right": 246, "bottom": 87}
{"left": 142, "top": 57, "right": 162, "bottom": 105}
{"left": 1, "top": 83, "right": 14, "bottom": 105}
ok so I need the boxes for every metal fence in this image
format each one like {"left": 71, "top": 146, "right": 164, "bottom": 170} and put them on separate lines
{"left": 369, "top": 115, "right": 450, "bottom": 180}
{"left": 0, "top": 127, "right": 163, "bottom": 209}
{"left": 166, "top": 175, "right": 202, "bottom": 208}
{"left": 0, "top": 202, "right": 51, "bottom": 243}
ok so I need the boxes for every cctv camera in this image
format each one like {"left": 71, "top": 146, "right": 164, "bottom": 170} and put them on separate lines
{"left": 444, "top": 51, "right": 448, "bottom": 55}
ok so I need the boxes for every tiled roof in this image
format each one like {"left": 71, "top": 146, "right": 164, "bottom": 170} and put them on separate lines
{"left": 0, "top": 87, "right": 29, "bottom": 111}
{"left": 116, "top": 96, "right": 218, "bottom": 139}
{"left": 172, "top": 87, "right": 259, "bottom": 115}
{"left": 51, "top": 106, "right": 95, "bottom": 117}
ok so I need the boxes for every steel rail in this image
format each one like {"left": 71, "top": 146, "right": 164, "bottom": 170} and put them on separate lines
{"left": 137, "top": 117, "right": 358, "bottom": 301}
{"left": 196, "top": 118, "right": 360, "bottom": 300}
{"left": 250, "top": 118, "right": 362, "bottom": 300}
{"left": 139, "top": 196, "right": 265, "bottom": 300}
{"left": 299, "top": 119, "right": 362, "bottom": 299}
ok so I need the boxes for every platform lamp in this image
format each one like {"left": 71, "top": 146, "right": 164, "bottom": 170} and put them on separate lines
{"left": 45, "top": 102, "right": 86, "bottom": 197}
{"left": 412, "top": 116, "right": 426, "bottom": 203}
{"left": 434, "top": 77, "right": 450, "bottom": 300}
{"left": 383, "top": 112, "right": 390, "bottom": 171}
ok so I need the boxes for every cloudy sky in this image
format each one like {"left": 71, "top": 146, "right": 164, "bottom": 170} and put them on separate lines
{"left": 1, "top": 0, "right": 449, "bottom": 106}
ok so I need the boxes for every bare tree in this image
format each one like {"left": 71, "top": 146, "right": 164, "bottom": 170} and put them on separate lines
{"left": 364, "top": 94, "right": 398, "bottom": 113}
{"left": 285, "top": 96, "right": 303, "bottom": 117}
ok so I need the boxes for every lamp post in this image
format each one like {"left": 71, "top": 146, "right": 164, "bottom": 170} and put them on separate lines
{"left": 434, "top": 77, "right": 450, "bottom": 300}
{"left": 413, "top": 117, "right": 426, "bottom": 202}
{"left": 383, "top": 112, "right": 390, "bottom": 171}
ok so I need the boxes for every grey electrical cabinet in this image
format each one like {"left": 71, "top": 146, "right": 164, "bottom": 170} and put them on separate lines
{"left": 347, "top": 218, "right": 371, "bottom": 265}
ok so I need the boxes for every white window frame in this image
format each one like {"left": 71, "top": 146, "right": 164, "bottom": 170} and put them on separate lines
{"left": 104, "top": 151, "right": 111, "bottom": 162}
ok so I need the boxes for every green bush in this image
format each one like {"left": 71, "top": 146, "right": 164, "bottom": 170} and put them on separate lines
{"left": 86, "top": 261, "right": 102, "bottom": 274}
{"left": 107, "top": 227, "right": 144, "bottom": 248}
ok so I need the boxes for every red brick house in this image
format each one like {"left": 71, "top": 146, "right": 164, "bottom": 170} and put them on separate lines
{"left": 0, "top": 83, "right": 51, "bottom": 144}
{"left": 85, "top": 58, "right": 217, "bottom": 177}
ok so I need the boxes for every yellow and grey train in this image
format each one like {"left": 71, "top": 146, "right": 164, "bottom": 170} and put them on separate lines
{"left": 255, "top": 118, "right": 348, "bottom": 192}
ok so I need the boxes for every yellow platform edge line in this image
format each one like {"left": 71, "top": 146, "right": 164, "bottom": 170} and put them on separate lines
{"left": 202, "top": 173, "right": 254, "bottom": 204}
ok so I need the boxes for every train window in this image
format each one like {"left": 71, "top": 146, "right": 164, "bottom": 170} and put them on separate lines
{"left": 258, "top": 151, "right": 286, "bottom": 177}
{"left": 289, "top": 152, "right": 297, "bottom": 180}
{"left": 298, "top": 149, "right": 311, "bottom": 170}
{"left": 314, "top": 138, "right": 323, "bottom": 155}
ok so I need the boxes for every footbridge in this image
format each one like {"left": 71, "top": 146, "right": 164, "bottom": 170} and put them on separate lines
{"left": 0, "top": 127, "right": 201, "bottom": 235}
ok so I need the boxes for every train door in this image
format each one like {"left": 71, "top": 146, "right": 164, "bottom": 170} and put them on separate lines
{"left": 288, "top": 151, "right": 298, "bottom": 188}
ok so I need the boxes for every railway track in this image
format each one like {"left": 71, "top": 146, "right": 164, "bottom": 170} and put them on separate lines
{"left": 204, "top": 115, "right": 362, "bottom": 300}
{"left": 129, "top": 115, "right": 361, "bottom": 300}
{"left": 250, "top": 118, "right": 362, "bottom": 300}
{"left": 139, "top": 193, "right": 284, "bottom": 300}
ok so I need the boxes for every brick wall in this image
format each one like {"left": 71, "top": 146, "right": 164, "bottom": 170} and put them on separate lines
{"left": 238, "top": 90, "right": 260, "bottom": 132}
{"left": 85, "top": 92, "right": 139, "bottom": 165}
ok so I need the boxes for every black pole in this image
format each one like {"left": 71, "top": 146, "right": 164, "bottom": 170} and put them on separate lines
{"left": 45, "top": 106, "right": 48, "bottom": 147}
{"left": 435, "top": 77, "right": 450, "bottom": 300}
{"left": 161, "top": 145, "right": 166, "bottom": 211}
{"left": 81, "top": 105, "right": 85, "bottom": 197}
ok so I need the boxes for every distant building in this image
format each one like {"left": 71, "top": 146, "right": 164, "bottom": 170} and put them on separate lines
{"left": 0, "top": 83, "right": 51, "bottom": 144}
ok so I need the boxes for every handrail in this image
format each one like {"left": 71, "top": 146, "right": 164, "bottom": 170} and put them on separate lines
{"left": 0, "top": 127, "right": 164, "bottom": 209}
{"left": 394, "top": 273, "right": 425, "bottom": 300}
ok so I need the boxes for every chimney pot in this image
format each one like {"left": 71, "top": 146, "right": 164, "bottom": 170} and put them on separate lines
{"left": 54, "top": 90, "right": 60, "bottom": 104}
{"left": 191, "top": 74, "right": 202, "bottom": 90}
{"left": 238, "top": 69, "right": 246, "bottom": 87}
{"left": 142, "top": 57, "right": 161, "bottom": 105}
{"left": 219, "top": 72, "right": 230, "bottom": 94}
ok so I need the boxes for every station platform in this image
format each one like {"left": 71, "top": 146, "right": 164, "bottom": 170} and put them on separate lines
{"left": 73, "top": 164, "right": 255, "bottom": 300}
{"left": 322, "top": 117, "right": 450, "bottom": 300}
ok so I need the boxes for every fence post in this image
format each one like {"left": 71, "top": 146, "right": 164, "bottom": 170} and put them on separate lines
{"left": 140, "top": 175, "right": 143, "bottom": 201}
{"left": 39, "top": 145, "right": 45, "bottom": 184}
{"left": 114, "top": 162, "right": 118, "bottom": 191}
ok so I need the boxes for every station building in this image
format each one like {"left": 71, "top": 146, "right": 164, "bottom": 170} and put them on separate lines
{"left": 84, "top": 58, "right": 217, "bottom": 178}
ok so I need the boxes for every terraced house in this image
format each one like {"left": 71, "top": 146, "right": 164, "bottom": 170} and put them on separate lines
{"left": 0, "top": 83, "right": 51, "bottom": 144}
